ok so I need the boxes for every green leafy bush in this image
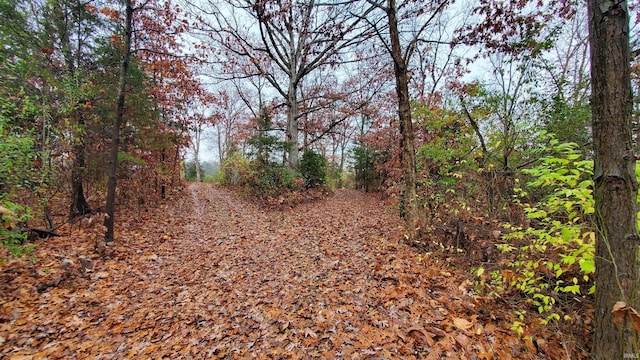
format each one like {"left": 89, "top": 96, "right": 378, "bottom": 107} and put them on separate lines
{"left": 184, "top": 160, "right": 202, "bottom": 182}
{"left": 474, "top": 137, "right": 596, "bottom": 332}
{"left": 224, "top": 108, "right": 303, "bottom": 198}
{"left": 0, "top": 201, "right": 33, "bottom": 259}
{"left": 0, "top": 95, "right": 38, "bottom": 198}
{"left": 249, "top": 162, "right": 300, "bottom": 197}
{"left": 351, "top": 143, "right": 379, "bottom": 192}
{"left": 212, "top": 170, "right": 225, "bottom": 184}
{"left": 299, "top": 150, "right": 327, "bottom": 188}
{"left": 219, "top": 151, "right": 301, "bottom": 199}
{"left": 325, "top": 162, "right": 343, "bottom": 191}
{"left": 221, "top": 151, "right": 252, "bottom": 186}
{"left": 0, "top": 93, "right": 39, "bottom": 259}
{"left": 414, "top": 105, "right": 478, "bottom": 222}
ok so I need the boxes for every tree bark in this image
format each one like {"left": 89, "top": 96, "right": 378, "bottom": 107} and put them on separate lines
{"left": 54, "top": 0, "right": 92, "bottom": 220}
{"left": 387, "top": 0, "right": 418, "bottom": 239}
{"left": 460, "top": 96, "right": 495, "bottom": 214}
{"left": 287, "top": 80, "right": 300, "bottom": 169}
{"left": 194, "top": 125, "right": 202, "bottom": 182}
{"left": 588, "top": 0, "right": 640, "bottom": 358}
{"left": 104, "top": 0, "right": 133, "bottom": 242}
{"left": 70, "top": 123, "right": 92, "bottom": 219}
{"left": 217, "top": 123, "right": 224, "bottom": 166}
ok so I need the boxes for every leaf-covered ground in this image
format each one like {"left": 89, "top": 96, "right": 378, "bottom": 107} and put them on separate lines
{"left": 1, "top": 183, "right": 577, "bottom": 359}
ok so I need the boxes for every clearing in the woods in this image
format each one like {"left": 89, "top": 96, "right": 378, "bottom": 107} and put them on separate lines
{"left": 1, "top": 184, "right": 568, "bottom": 359}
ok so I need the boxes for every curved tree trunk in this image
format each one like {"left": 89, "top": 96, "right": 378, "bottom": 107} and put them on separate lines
{"left": 104, "top": 0, "right": 133, "bottom": 242}
{"left": 460, "top": 97, "right": 495, "bottom": 214}
{"left": 387, "top": 0, "right": 417, "bottom": 240}
{"left": 588, "top": 0, "right": 640, "bottom": 358}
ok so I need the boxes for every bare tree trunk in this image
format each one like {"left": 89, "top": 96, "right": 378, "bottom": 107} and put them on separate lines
{"left": 104, "top": 0, "right": 133, "bottom": 242}
{"left": 55, "top": 0, "right": 92, "bottom": 220}
{"left": 588, "top": 1, "right": 640, "bottom": 358}
{"left": 160, "top": 149, "right": 166, "bottom": 199}
{"left": 460, "top": 97, "right": 495, "bottom": 214}
{"left": 387, "top": 0, "right": 418, "bottom": 239}
{"left": 194, "top": 125, "right": 202, "bottom": 182}
{"left": 195, "top": 157, "right": 201, "bottom": 182}
{"left": 339, "top": 135, "right": 347, "bottom": 188}
{"left": 217, "top": 123, "right": 224, "bottom": 166}
{"left": 70, "top": 116, "right": 92, "bottom": 219}
{"left": 172, "top": 143, "right": 180, "bottom": 187}
{"left": 287, "top": 82, "right": 299, "bottom": 169}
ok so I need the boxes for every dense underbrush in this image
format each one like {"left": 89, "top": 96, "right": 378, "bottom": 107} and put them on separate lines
{"left": 218, "top": 149, "right": 335, "bottom": 209}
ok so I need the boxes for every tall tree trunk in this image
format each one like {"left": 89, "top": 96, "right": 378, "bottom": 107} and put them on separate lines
{"left": 287, "top": 82, "right": 299, "bottom": 169}
{"left": 195, "top": 158, "right": 201, "bottom": 182}
{"left": 160, "top": 149, "right": 166, "bottom": 199}
{"left": 217, "top": 123, "right": 224, "bottom": 166}
{"left": 460, "top": 97, "right": 495, "bottom": 214}
{"left": 339, "top": 133, "right": 347, "bottom": 188}
{"left": 194, "top": 125, "right": 202, "bottom": 182}
{"left": 387, "top": 0, "right": 418, "bottom": 239}
{"left": 56, "top": 0, "right": 92, "bottom": 220}
{"left": 104, "top": 0, "right": 133, "bottom": 242}
{"left": 70, "top": 119, "right": 92, "bottom": 219}
{"left": 172, "top": 143, "right": 180, "bottom": 187}
{"left": 588, "top": 1, "right": 640, "bottom": 358}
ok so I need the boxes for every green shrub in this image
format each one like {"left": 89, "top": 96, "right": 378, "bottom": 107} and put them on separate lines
{"left": 0, "top": 93, "right": 39, "bottom": 259}
{"left": 0, "top": 200, "right": 33, "bottom": 259}
{"left": 414, "top": 105, "right": 478, "bottom": 221}
{"left": 325, "top": 162, "right": 343, "bottom": 191}
{"left": 473, "top": 137, "right": 596, "bottom": 333}
{"left": 249, "top": 162, "right": 300, "bottom": 198}
{"left": 221, "top": 151, "right": 251, "bottom": 186}
{"left": 299, "top": 150, "right": 327, "bottom": 188}
{"left": 219, "top": 151, "right": 302, "bottom": 199}
{"left": 0, "top": 95, "right": 38, "bottom": 199}
{"left": 184, "top": 160, "right": 201, "bottom": 182}
{"left": 351, "top": 144, "right": 379, "bottom": 191}
{"left": 212, "top": 170, "right": 225, "bottom": 184}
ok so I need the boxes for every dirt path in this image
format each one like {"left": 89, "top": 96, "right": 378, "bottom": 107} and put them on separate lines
{"left": 1, "top": 183, "right": 539, "bottom": 359}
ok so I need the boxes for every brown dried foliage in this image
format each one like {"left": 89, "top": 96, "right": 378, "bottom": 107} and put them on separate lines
{"left": 1, "top": 184, "right": 585, "bottom": 358}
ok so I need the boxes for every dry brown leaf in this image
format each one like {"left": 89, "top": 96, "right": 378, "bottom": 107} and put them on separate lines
{"left": 94, "top": 271, "right": 109, "bottom": 279}
{"left": 454, "top": 333, "right": 471, "bottom": 348}
{"left": 7, "top": 354, "right": 33, "bottom": 360}
{"left": 484, "top": 322, "right": 497, "bottom": 334}
{"left": 453, "top": 317, "right": 474, "bottom": 330}
{"left": 458, "top": 279, "right": 472, "bottom": 293}
{"left": 407, "top": 328, "right": 430, "bottom": 346}
{"left": 304, "top": 327, "right": 318, "bottom": 338}
{"left": 0, "top": 184, "right": 581, "bottom": 359}
{"left": 612, "top": 301, "right": 640, "bottom": 332}
{"left": 612, "top": 301, "right": 626, "bottom": 326}
{"left": 524, "top": 336, "right": 537, "bottom": 353}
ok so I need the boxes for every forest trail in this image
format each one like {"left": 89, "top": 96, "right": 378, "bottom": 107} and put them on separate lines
{"left": 1, "top": 184, "right": 543, "bottom": 359}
